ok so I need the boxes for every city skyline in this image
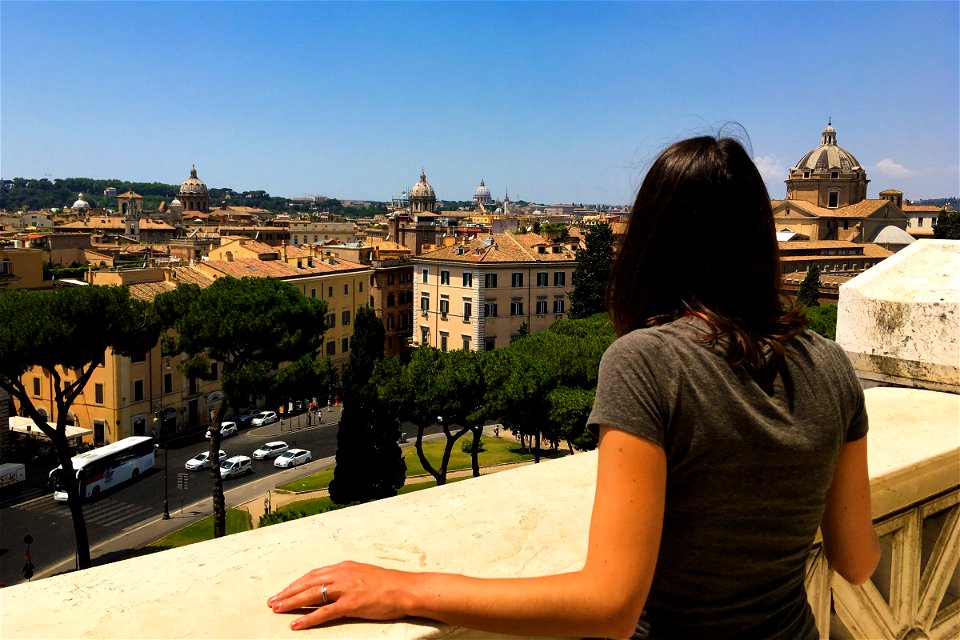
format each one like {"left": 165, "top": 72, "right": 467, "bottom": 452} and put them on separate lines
{"left": 1, "top": 1, "right": 958, "bottom": 205}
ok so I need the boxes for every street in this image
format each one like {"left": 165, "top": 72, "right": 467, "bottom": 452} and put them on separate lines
{"left": 0, "top": 408, "right": 343, "bottom": 587}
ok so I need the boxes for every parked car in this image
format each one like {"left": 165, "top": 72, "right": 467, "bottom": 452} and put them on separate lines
{"left": 252, "top": 441, "right": 288, "bottom": 459}
{"left": 274, "top": 448, "right": 311, "bottom": 468}
{"left": 251, "top": 411, "right": 279, "bottom": 427}
{"left": 206, "top": 422, "right": 238, "bottom": 439}
{"left": 235, "top": 411, "right": 259, "bottom": 429}
{"left": 219, "top": 455, "right": 253, "bottom": 479}
{"left": 185, "top": 450, "right": 227, "bottom": 471}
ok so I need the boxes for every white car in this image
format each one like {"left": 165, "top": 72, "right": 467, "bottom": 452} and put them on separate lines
{"left": 252, "top": 441, "right": 288, "bottom": 459}
{"left": 219, "top": 455, "right": 253, "bottom": 479}
{"left": 185, "top": 450, "right": 227, "bottom": 471}
{"left": 251, "top": 411, "right": 279, "bottom": 427}
{"left": 274, "top": 448, "right": 312, "bottom": 468}
{"left": 206, "top": 422, "right": 238, "bottom": 439}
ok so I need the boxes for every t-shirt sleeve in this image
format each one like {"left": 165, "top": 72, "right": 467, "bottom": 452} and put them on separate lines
{"left": 587, "top": 331, "right": 668, "bottom": 448}
{"left": 828, "top": 339, "right": 869, "bottom": 442}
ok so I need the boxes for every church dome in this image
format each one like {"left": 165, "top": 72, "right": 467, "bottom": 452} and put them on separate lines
{"left": 474, "top": 180, "right": 491, "bottom": 199}
{"left": 180, "top": 165, "right": 208, "bottom": 195}
{"left": 170, "top": 197, "right": 182, "bottom": 207}
{"left": 409, "top": 170, "right": 435, "bottom": 199}
{"left": 71, "top": 193, "right": 89, "bottom": 209}
{"left": 790, "top": 122, "right": 863, "bottom": 175}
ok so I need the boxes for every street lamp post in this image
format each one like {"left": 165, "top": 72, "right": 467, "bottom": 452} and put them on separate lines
{"left": 153, "top": 420, "right": 170, "bottom": 520}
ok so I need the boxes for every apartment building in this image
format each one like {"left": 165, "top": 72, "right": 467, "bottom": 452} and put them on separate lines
{"left": 413, "top": 232, "right": 579, "bottom": 352}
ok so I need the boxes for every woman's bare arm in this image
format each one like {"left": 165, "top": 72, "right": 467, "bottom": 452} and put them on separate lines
{"left": 268, "top": 426, "right": 667, "bottom": 638}
{"left": 820, "top": 436, "right": 880, "bottom": 585}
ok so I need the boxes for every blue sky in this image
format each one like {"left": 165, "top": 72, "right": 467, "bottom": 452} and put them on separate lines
{"left": 2, "top": 1, "right": 957, "bottom": 205}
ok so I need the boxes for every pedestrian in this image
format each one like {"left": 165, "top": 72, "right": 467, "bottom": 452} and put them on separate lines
{"left": 268, "top": 134, "right": 879, "bottom": 638}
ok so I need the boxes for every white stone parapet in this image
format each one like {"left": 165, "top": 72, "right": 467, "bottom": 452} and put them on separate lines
{"left": 1, "top": 386, "right": 958, "bottom": 639}
{"left": 837, "top": 239, "right": 960, "bottom": 393}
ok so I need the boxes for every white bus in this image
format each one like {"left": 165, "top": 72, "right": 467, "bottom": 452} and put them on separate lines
{"left": 49, "top": 436, "right": 156, "bottom": 502}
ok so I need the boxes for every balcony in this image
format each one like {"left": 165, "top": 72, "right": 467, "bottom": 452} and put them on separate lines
{"left": 2, "top": 241, "right": 958, "bottom": 639}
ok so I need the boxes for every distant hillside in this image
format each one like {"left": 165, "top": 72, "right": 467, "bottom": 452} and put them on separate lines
{"left": 911, "top": 197, "right": 959, "bottom": 210}
{"left": 1, "top": 177, "right": 387, "bottom": 217}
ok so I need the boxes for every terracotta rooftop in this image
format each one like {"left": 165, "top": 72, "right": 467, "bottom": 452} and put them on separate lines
{"left": 773, "top": 199, "right": 898, "bottom": 219}
{"left": 200, "top": 255, "right": 368, "bottom": 280}
{"left": 778, "top": 240, "right": 860, "bottom": 250}
{"left": 418, "top": 232, "right": 577, "bottom": 264}
{"left": 127, "top": 281, "right": 177, "bottom": 302}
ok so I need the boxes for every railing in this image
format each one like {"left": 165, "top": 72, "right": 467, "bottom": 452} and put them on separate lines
{"left": 1, "top": 386, "right": 957, "bottom": 639}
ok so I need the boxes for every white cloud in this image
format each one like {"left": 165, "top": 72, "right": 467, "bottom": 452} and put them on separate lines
{"left": 753, "top": 154, "right": 785, "bottom": 181}
{"left": 873, "top": 158, "right": 915, "bottom": 178}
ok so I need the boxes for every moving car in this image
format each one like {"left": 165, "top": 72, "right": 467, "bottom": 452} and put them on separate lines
{"left": 251, "top": 411, "right": 279, "bottom": 427}
{"left": 185, "top": 450, "right": 227, "bottom": 471}
{"left": 274, "top": 448, "right": 311, "bottom": 468}
{"left": 206, "top": 422, "right": 238, "bottom": 439}
{"left": 235, "top": 411, "right": 259, "bottom": 429}
{"left": 252, "top": 441, "right": 288, "bottom": 459}
{"left": 219, "top": 455, "right": 253, "bottom": 479}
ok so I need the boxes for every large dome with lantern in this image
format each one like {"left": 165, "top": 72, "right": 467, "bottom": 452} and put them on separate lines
{"left": 180, "top": 165, "right": 208, "bottom": 195}
{"left": 789, "top": 122, "right": 864, "bottom": 176}
{"left": 785, "top": 121, "right": 869, "bottom": 208}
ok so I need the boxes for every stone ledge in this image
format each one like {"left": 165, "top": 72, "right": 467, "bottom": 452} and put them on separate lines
{"left": 1, "top": 387, "right": 957, "bottom": 639}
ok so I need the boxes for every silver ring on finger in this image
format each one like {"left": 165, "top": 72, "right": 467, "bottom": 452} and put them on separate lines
{"left": 321, "top": 583, "right": 328, "bottom": 604}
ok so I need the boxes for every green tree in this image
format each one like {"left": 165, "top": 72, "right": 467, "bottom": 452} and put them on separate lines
{"left": 933, "top": 209, "right": 960, "bottom": 239}
{"left": 806, "top": 304, "right": 838, "bottom": 340}
{"left": 568, "top": 223, "right": 614, "bottom": 318}
{"left": 547, "top": 386, "right": 598, "bottom": 453}
{"left": 797, "top": 265, "right": 822, "bottom": 307}
{"left": 329, "top": 306, "right": 405, "bottom": 504}
{"left": 0, "top": 286, "right": 159, "bottom": 570}
{"left": 154, "top": 277, "right": 328, "bottom": 537}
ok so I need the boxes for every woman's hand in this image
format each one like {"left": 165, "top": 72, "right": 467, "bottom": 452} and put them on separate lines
{"left": 268, "top": 560, "right": 416, "bottom": 630}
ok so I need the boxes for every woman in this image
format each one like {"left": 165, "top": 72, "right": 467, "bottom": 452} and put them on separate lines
{"left": 268, "top": 136, "right": 879, "bottom": 638}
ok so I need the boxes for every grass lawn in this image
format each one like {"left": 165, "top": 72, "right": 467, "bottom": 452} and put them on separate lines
{"left": 148, "top": 508, "right": 252, "bottom": 549}
{"left": 274, "top": 476, "right": 472, "bottom": 518}
{"left": 276, "top": 435, "right": 548, "bottom": 492}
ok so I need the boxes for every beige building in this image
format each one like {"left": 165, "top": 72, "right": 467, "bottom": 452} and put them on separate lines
{"left": 0, "top": 247, "right": 46, "bottom": 290}
{"left": 413, "top": 232, "right": 579, "bottom": 352}
{"left": 288, "top": 221, "right": 359, "bottom": 246}
{"left": 200, "top": 238, "right": 372, "bottom": 372}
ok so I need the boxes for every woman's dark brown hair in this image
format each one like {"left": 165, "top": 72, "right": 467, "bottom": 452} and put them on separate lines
{"left": 607, "top": 135, "right": 806, "bottom": 380}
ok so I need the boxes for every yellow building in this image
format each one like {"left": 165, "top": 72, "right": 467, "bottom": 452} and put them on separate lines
{"left": 199, "top": 239, "right": 372, "bottom": 372}
{"left": 413, "top": 232, "right": 579, "bottom": 352}
{"left": 0, "top": 247, "right": 47, "bottom": 290}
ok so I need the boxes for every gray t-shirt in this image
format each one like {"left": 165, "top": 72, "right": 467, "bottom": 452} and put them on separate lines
{"left": 588, "top": 318, "right": 868, "bottom": 639}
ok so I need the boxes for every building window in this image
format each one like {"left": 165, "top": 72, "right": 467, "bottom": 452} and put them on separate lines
{"left": 134, "top": 379, "right": 144, "bottom": 402}
{"left": 484, "top": 302, "right": 498, "bottom": 317}
{"left": 311, "top": 288, "right": 316, "bottom": 298}
{"left": 553, "top": 299, "right": 566, "bottom": 314}
{"left": 803, "top": 171, "right": 811, "bottom": 179}
{"left": 95, "top": 383, "right": 104, "bottom": 404}
{"left": 358, "top": 282, "right": 363, "bottom": 292}
{"left": 421, "top": 296, "right": 430, "bottom": 311}
{"left": 387, "top": 293, "right": 395, "bottom": 307}
{"left": 387, "top": 274, "right": 395, "bottom": 285}
{"left": 554, "top": 271, "right": 566, "bottom": 286}
{"left": 421, "top": 326, "right": 429, "bottom": 346}
{"left": 484, "top": 273, "right": 497, "bottom": 288}
{"left": 342, "top": 337, "right": 349, "bottom": 353}
{"left": 327, "top": 313, "right": 336, "bottom": 328}
{"left": 462, "top": 336, "right": 471, "bottom": 351}
{"left": 326, "top": 341, "right": 335, "bottom": 356}
{"left": 828, "top": 191, "right": 839, "bottom": 208}
{"left": 536, "top": 300, "right": 548, "bottom": 315}
{"left": 387, "top": 314, "right": 395, "bottom": 330}
{"left": 421, "top": 268, "right": 429, "bottom": 283}
{"left": 463, "top": 300, "right": 472, "bottom": 320}
{"left": 512, "top": 272, "right": 524, "bottom": 287}
{"left": 439, "top": 298, "right": 449, "bottom": 318}
{"left": 510, "top": 301, "right": 524, "bottom": 316}
{"left": 831, "top": 171, "right": 839, "bottom": 179}
{"left": 843, "top": 220, "right": 849, "bottom": 230}
{"left": 32, "top": 377, "right": 41, "bottom": 397}
{"left": 342, "top": 310, "right": 350, "bottom": 325}
{"left": 536, "top": 272, "right": 548, "bottom": 287}
{"left": 462, "top": 272, "right": 472, "bottom": 287}
{"left": 189, "top": 377, "right": 198, "bottom": 395}
{"left": 163, "top": 373, "right": 172, "bottom": 395}
{"left": 440, "top": 333, "right": 448, "bottom": 352}
{"left": 328, "top": 286, "right": 334, "bottom": 298}
{"left": 485, "top": 337, "right": 496, "bottom": 351}
{"left": 440, "top": 270, "right": 450, "bottom": 285}
{"left": 344, "top": 284, "right": 349, "bottom": 295}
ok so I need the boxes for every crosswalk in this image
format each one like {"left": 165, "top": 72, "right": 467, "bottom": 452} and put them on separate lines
{"left": 12, "top": 495, "right": 156, "bottom": 530}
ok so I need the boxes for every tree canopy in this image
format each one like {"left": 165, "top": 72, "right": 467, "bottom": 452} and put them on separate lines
{"left": 933, "top": 209, "right": 960, "bottom": 240}
{"left": 328, "top": 306, "right": 405, "bottom": 504}
{"left": 797, "top": 265, "right": 822, "bottom": 307}
{"left": 0, "top": 285, "right": 159, "bottom": 569}
{"left": 154, "top": 276, "right": 329, "bottom": 536}
{"left": 568, "top": 223, "right": 615, "bottom": 318}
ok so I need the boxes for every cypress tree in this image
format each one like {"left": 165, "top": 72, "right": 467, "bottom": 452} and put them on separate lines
{"left": 797, "top": 265, "right": 821, "bottom": 307}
